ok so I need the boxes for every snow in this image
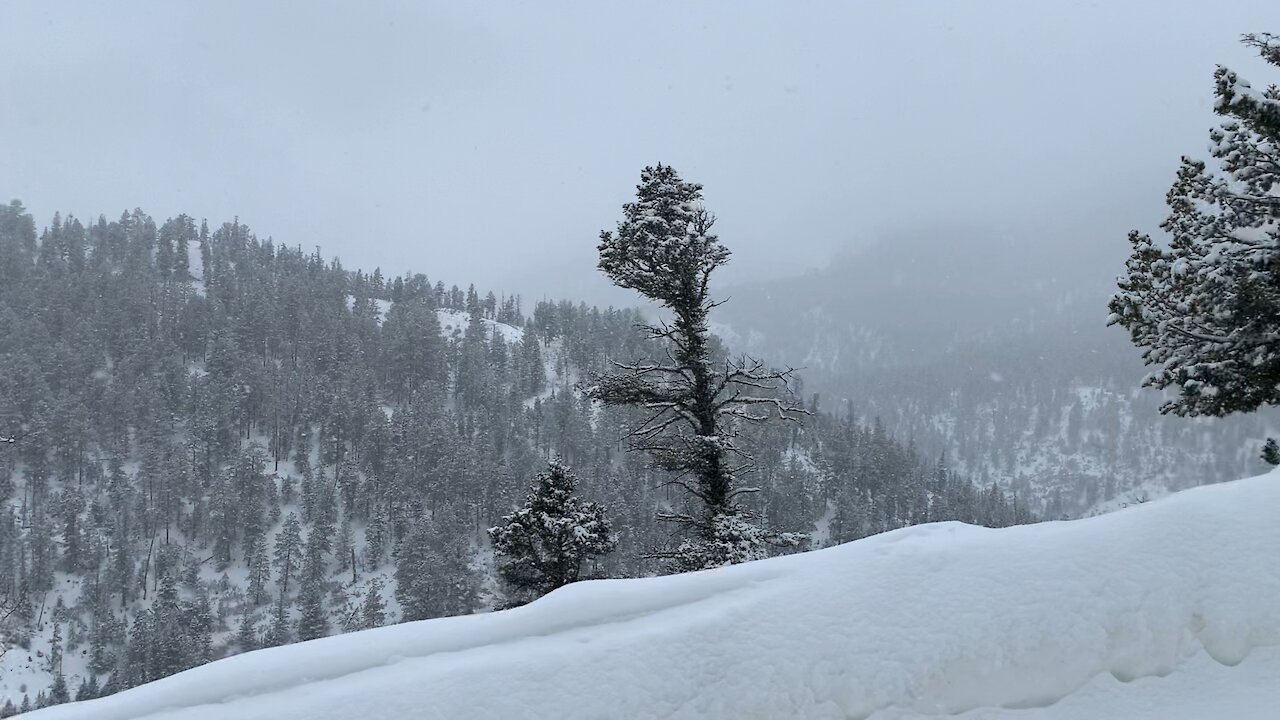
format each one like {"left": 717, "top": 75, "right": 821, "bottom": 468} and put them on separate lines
{"left": 338, "top": 298, "right": 524, "bottom": 343}
{"left": 809, "top": 499, "right": 836, "bottom": 548}
{"left": 0, "top": 576, "right": 91, "bottom": 706}
{"left": 342, "top": 295, "right": 390, "bottom": 322}
{"left": 28, "top": 470, "right": 1280, "bottom": 719}
{"left": 436, "top": 308, "right": 525, "bottom": 344}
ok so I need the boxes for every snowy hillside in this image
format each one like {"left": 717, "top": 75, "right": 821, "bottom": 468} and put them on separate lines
{"left": 712, "top": 239, "right": 1280, "bottom": 518}
{"left": 436, "top": 308, "right": 524, "bottom": 344}
{"left": 5, "top": 205, "right": 1036, "bottom": 712}
{"left": 28, "top": 471, "right": 1280, "bottom": 720}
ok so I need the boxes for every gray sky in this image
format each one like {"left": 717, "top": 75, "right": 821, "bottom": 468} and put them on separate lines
{"left": 2, "top": 1, "right": 1274, "bottom": 305}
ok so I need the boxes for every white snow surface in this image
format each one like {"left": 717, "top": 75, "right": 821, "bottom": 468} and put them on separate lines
{"left": 30, "top": 471, "right": 1280, "bottom": 719}
{"left": 437, "top": 308, "right": 524, "bottom": 344}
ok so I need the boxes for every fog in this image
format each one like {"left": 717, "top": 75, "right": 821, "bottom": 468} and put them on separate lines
{"left": 2, "top": 1, "right": 1274, "bottom": 305}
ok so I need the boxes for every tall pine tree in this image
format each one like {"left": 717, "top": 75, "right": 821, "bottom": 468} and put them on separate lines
{"left": 591, "top": 164, "right": 807, "bottom": 571}
{"left": 1110, "top": 33, "right": 1280, "bottom": 418}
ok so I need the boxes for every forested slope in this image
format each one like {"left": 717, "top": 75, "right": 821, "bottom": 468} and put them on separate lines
{"left": 0, "top": 202, "right": 1030, "bottom": 713}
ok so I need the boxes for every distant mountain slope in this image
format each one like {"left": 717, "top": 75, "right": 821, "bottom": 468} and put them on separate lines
{"left": 28, "top": 470, "right": 1280, "bottom": 720}
{"left": 717, "top": 226, "right": 1120, "bottom": 368}
{"left": 714, "top": 228, "right": 1280, "bottom": 516}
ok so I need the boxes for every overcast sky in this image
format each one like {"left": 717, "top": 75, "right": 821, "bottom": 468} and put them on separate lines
{"left": 2, "top": 2, "right": 1274, "bottom": 304}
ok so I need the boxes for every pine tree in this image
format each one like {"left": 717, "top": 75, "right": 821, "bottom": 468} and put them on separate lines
{"left": 48, "top": 672, "right": 70, "bottom": 705}
{"left": 363, "top": 502, "right": 389, "bottom": 570}
{"left": 88, "top": 604, "right": 116, "bottom": 677}
{"left": 120, "top": 615, "right": 149, "bottom": 688}
{"left": 1110, "top": 33, "right": 1280, "bottom": 418}
{"left": 273, "top": 513, "right": 304, "bottom": 596}
{"left": 295, "top": 567, "right": 329, "bottom": 641}
{"left": 518, "top": 329, "right": 545, "bottom": 397}
{"left": 591, "top": 164, "right": 808, "bottom": 570}
{"left": 360, "top": 578, "right": 387, "bottom": 629}
{"left": 335, "top": 516, "right": 355, "bottom": 581}
{"left": 1262, "top": 438, "right": 1280, "bottom": 465}
{"left": 295, "top": 587, "right": 328, "bottom": 641}
{"left": 394, "top": 516, "right": 478, "bottom": 621}
{"left": 156, "top": 217, "right": 176, "bottom": 279}
{"left": 149, "top": 574, "right": 185, "bottom": 678}
{"left": 173, "top": 214, "right": 192, "bottom": 280}
{"left": 264, "top": 594, "right": 291, "bottom": 648}
{"left": 197, "top": 219, "right": 211, "bottom": 280}
{"left": 97, "top": 674, "right": 120, "bottom": 700}
{"left": 74, "top": 675, "right": 100, "bottom": 702}
{"left": 235, "top": 611, "right": 259, "bottom": 653}
{"left": 247, "top": 539, "right": 272, "bottom": 605}
{"left": 47, "top": 621, "right": 63, "bottom": 675}
{"left": 181, "top": 589, "right": 214, "bottom": 668}
{"left": 488, "top": 460, "right": 617, "bottom": 604}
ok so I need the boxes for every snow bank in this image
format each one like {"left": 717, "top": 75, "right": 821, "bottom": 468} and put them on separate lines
{"left": 30, "top": 471, "right": 1280, "bottom": 719}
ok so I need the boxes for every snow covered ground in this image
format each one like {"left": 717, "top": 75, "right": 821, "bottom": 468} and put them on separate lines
{"left": 437, "top": 308, "right": 524, "bottom": 344}
{"left": 339, "top": 297, "right": 525, "bottom": 345}
{"left": 28, "top": 470, "right": 1280, "bottom": 719}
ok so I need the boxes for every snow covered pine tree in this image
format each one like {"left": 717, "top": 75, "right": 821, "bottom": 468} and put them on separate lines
{"left": 488, "top": 459, "right": 616, "bottom": 605}
{"left": 590, "top": 164, "right": 809, "bottom": 571}
{"left": 1110, "top": 34, "right": 1280, "bottom": 431}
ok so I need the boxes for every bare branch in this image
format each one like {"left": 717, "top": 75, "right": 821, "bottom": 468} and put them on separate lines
{"left": 0, "top": 581, "right": 27, "bottom": 624}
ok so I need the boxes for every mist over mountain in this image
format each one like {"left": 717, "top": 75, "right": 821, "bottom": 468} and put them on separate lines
{"left": 717, "top": 224, "right": 1115, "bottom": 364}
{"left": 715, "top": 225, "right": 1279, "bottom": 517}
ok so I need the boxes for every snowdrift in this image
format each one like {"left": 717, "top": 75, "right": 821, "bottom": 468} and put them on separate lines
{"left": 30, "top": 471, "right": 1280, "bottom": 719}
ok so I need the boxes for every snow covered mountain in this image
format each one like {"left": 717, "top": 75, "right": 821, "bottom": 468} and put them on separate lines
{"left": 27, "top": 469, "right": 1280, "bottom": 720}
